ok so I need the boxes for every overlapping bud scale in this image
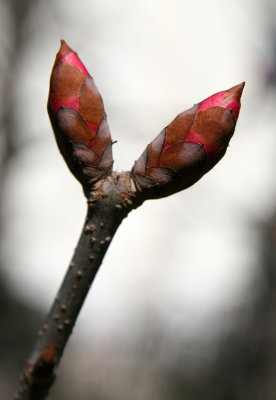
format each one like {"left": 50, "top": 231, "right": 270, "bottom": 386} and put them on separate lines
{"left": 132, "top": 83, "right": 244, "bottom": 199}
{"left": 48, "top": 40, "right": 113, "bottom": 186}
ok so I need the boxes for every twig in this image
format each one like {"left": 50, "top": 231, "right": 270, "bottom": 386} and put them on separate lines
{"left": 14, "top": 172, "right": 141, "bottom": 399}
{"left": 14, "top": 39, "right": 244, "bottom": 399}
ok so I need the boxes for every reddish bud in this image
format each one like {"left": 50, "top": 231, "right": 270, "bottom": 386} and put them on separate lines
{"left": 48, "top": 40, "right": 113, "bottom": 186}
{"left": 132, "top": 83, "right": 244, "bottom": 199}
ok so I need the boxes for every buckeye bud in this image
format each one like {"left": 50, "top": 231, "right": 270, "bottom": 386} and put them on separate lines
{"left": 131, "top": 83, "right": 244, "bottom": 199}
{"left": 48, "top": 40, "right": 113, "bottom": 187}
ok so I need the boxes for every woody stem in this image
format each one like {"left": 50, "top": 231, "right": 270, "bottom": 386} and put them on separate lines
{"left": 14, "top": 172, "right": 140, "bottom": 400}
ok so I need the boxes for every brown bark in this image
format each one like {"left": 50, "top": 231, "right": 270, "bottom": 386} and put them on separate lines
{"left": 14, "top": 172, "right": 142, "bottom": 400}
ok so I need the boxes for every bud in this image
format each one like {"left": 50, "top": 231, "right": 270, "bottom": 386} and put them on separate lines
{"left": 48, "top": 40, "right": 113, "bottom": 187}
{"left": 132, "top": 83, "right": 244, "bottom": 199}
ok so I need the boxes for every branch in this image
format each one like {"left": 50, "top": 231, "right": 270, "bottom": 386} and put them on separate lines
{"left": 14, "top": 40, "right": 244, "bottom": 399}
{"left": 14, "top": 172, "right": 141, "bottom": 399}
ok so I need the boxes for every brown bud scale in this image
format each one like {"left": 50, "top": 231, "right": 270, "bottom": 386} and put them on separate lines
{"left": 131, "top": 83, "right": 244, "bottom": 199}
{"left": 48, "top": 40, "right": 113, "bottom": 188}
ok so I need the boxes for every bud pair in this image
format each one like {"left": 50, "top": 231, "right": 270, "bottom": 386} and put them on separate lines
{"left": 48, "top": 41, "right": 244, "bottom": 200}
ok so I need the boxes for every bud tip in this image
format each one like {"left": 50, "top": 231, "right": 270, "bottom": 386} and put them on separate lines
{"left": 229, "top": 81, "right": 245, "bottom": 97}
{"left": 58, "top": 39, "right": 72, "bottom": 57}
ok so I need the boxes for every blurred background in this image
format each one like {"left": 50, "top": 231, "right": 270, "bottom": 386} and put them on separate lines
{"left": 0, "top": 0, "right": 276, "bottom": 398}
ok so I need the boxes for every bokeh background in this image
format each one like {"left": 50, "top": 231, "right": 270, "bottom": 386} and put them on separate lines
{"left": 0, "top": 0, "right": 276, "bottom": 398}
